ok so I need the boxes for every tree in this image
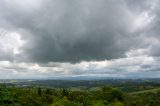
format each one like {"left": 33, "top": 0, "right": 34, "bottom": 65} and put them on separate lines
{"left": 38, "top": 87, "right": 42, "bottom": 96}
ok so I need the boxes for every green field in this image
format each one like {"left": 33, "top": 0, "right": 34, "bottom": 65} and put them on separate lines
{"left": 130, "top": 88, "right": 160, "bottom": 94}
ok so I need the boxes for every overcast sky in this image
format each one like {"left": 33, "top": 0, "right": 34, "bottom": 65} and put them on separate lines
{"left": 0, "top": 0, "right": 160, "bottom": 79}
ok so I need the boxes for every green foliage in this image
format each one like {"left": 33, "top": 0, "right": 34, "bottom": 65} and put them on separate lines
{"left": 0, "top": 85, "right": 18, "bottom": 106}
{"left": 51, "top": 97, "right": 80, "bottom": 106}
{"left": 110, "top": 101, "right": 124, "bottom": 106}
{"left": 92, "top": 100, "right": 106, "bottom": 106}
{"left": 0, "top": 83, "right": 160, "bottom": 106}
{"left": 61, "top": 88, "right": 69, "bottom": 97}
{"left": 38, "top": 87, "right": 42, "bottom": 96}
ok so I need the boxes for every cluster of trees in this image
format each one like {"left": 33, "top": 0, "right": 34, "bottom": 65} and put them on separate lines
{"left": 0, "top": 84, "right": 160, "bottom": 106}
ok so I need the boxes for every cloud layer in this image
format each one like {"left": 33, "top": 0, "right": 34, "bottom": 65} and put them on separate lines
{"left": 0, "top": 0, "right": 160, "bottom": 78}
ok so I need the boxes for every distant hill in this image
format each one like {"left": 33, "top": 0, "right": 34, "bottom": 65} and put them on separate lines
{"left": 1, "top": 78, "right": 160, "bottom": 88}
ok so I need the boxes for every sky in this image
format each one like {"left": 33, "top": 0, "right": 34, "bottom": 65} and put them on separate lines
{"left": 0, "top": 0, "right": 160, "bottom": 79}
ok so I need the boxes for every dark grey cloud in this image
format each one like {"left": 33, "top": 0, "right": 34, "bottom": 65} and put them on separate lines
{"left": 0, "top": 0, "right": 160, "bottom": 79}
{"left": 125, "top": 0, "right": 153, "bottom": 12}
{"left": 0, "top": 0, "right": 141, "bottom": 63}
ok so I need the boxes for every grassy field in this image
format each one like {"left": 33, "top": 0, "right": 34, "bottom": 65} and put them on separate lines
{"left": 130, "top": 88, "right": 160, "bottom": 94}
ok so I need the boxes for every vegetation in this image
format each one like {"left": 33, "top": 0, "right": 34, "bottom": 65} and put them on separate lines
{"left": 1, "top": 79, "right": 160, "bottom": 106}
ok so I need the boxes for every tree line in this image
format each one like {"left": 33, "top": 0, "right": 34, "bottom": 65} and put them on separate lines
{"left": 0, "top": 84, "right": 160, "bottom": 106}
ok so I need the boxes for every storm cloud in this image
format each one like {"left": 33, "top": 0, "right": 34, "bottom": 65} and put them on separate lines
{"left": 0, "top": 0, "right": 160, "bottom": 78}
{"left": 0, "top": 0, "right": 143, "bottom": 62}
